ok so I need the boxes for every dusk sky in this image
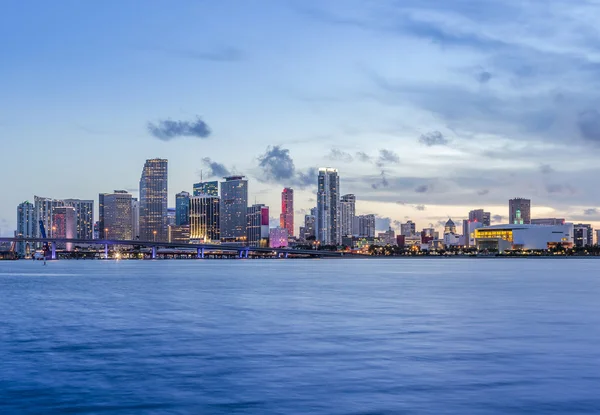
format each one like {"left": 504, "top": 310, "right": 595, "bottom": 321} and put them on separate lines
{"left": 2, "top": 0, "right": 600, "bottom": 235}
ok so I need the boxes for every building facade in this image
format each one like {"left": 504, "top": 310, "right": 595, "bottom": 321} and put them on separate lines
{"left": 280, "top": 188, "right": 294, "bottom": 237}
{"left": 175, "top": 191, "right": 190, "bottom": 226}
{"left": 131, "top": 199, "right": 140, "bottom": 239}
{"left": 193, "top": 181, "right": 219, "bottom": 197}
{"left": 103, "top": 190, "right": 133, "bottom": 241}
{"left": 139, "top": 158, "right": 168, "bottom": 242}
{"left": 356, "top": 214, "right": 376, "bottom": 238}
{"left": 269, "top": 227, "right": 289, "bottom": 248}
{"left": 190, "top": 195, "right": 220, "bottom": 242}
{"left": 573, "top": 224, "right": 593, "bottom": 247}
{"left": 220, "top": 176, "right": 248, "bottom": 242}
{"left": 468, "top": 209, "right": 491, "bottom": 227}
{"left": 340, "top": 194, "right": 356, "bottom": 238}
{"left": 168, "top": 225, "right": 190, "bottom": 243}
{"left": 509, "top": 198, "right": 531, "bottom": 225}
{"left": 34, "top": 196, "right": 65, "bottom": 238}
{"left": 531, "top": 218, "right": 565, "bottom": 226}
{"left": 247, "top": 204, "right": 270, "bottom": 247}
{"left": 400, "top": 221, "right": 416, "bottom": 237}
{"left": 52, "top": 206, "right": 77, "bottom": 250}
{"left": 475, "top": 224, "right": 573, "bottom": 252}
{"left": 64, "top": 199, "right": 94, "bottom": 240}
{"left": 16, "top": 201, "right": 36, "bottom": 256}
{"left": 317, "top": 168, "right": 340, "bottom": 245}
{"left": 303, "top": 215, "right": 316, "bottom": 240}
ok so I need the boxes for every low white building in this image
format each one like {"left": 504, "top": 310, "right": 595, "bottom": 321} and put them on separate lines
{"left": 444, "top": 233, "right": 461, "bottom": 247}
{"left": 475, "top": 224, "right": 574, "bottom": 252}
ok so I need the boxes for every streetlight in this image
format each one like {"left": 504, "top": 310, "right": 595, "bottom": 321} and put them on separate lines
{"left": 153, "top": 230, "right": 157, "bottom": 242}
{"left": 104, "top": 228, "right": 109, "bottom": 240}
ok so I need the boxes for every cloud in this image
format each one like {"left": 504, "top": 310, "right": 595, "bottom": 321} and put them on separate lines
{"left": 545, "top": 183, "right": 576, "bottom": 194}
{"left": 584, "top": 208, "right": 598, "bottom": 215}
{"left": 378, "top": 149, "right": 400, "bottom": 165}
{"left": 355, "top": 152, "right": 372, "bottom": 162}
{"left": 201, "top": 157, "right": 231, "bottom": 178}
{"left": 328, "top": 148, "right": 354, "bottom": 163}
{"left": 577, "top": 110, "right": 600, "bottom": 143}
{"left": 415, "top": 184, "right": 429, "bottom": 193}
{"left": 147, "top": 116, "right": 211, "bottom": 141}
{"left": 540, "top": 164, "right": 555, "bottom": 174}
{"left": 257, "top": 146, "right": 317, "bottom": 189}
{"left": 477, "top": 71, "right": 493, "bottom": 84}
{"left": 477, "top": 189, "right": 490, "bottom": 196}
{"left": 492, "top": 215, "right": 504, "bottom": 223}
{"left": 419, "top": 131, "right": 449, "bottom": 146}
{"left": 414, "top": 204, "right": 426, "bottom": 211}
{"left": 371, "top": 170, "right": 389, "bottom": 189}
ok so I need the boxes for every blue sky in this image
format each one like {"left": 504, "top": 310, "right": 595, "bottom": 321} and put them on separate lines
{"left": 2, "top": 0, "right": 600, "bottom": 235}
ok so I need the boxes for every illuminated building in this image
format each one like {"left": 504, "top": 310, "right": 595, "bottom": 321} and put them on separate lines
{"left": 468, "top": 209, "right": 491, "bottom": 227}
{"left": 303, "top": 214, "right": 316, "bottom": 240}
{"left": 139, "top": 158, "right": 168, "bottom": 242}
{"left": 247, "top": 204, "right": 269, "bottom": 247}
{"left": 475, "top": 224, "right": 573, "bottom": 252}
{"left": 64, "top": 199, "right": 94, "bottom": 240}
{"left": 193, "top": 181, "right": 218, "bottom": 197}
{"left": 317, "top": 168, "right": 340, "bottom": 245}
{"left": 269, "top": 227, "right": 289, "bottom": 248}
{"left": 531, "top": 218, "right": 565, "bottom": 226}
{"left": 462, "top": 220, "right": 483, "bottom": 247}
{"left": 340, "top": 194, "right": 356, "bottom": 237}
{"left": 400, "top": 221, "right": 416, "bottom": 237}
{"left": 34, "top": 196, "right": 65, "bottom": 238}
{"left": 220, "top": 176, "right": 248, "bottom": 242}
{"left": 509, "top": 198, "right": 531, "bottom": 225}
{"left": 175, "top": 191, "right": 190, "bottom": 226}
{"left": 168, "top": 225, "right": 190, "bottom": 243}
{"left": 573, "top": 224, "right": 593, "bottom": 247}
{"left": 52, "top": 206, "right": 76, "bottom": 250}
{"left": 377, "top": 227, "right": 396, "bottom": 245}
{"left": 280, "top": 188, "right": 294, "bottom": 237}
{"left": 356, "top": 214, "right": 376, "bottom": 238}
{"left": 103, "top": 190, "right": 133, "bottom": 241}
{"left": 16, "top": 201, "right": 36, "bottom": 256}
{"left": 190, "top": 195, "right": 220, "bottom": 242}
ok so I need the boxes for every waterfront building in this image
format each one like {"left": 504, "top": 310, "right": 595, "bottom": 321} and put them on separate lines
{"left": 193, "top": 181, "right": 218, "bottom": 197}
{"left": 377, "top": 227, "right": 396, "bottom": 245}
{"left": 317, "top": 168, "right": 340, "bottom": 245}
{"left": 190, "top": 195, "right": 220, "bottom": 242}
{"left": 355, "top": 214, "right": 376, "bottom": 238}
{"left": 167, "top": 208, "right": 176, "bottom": 227}
{"left": 269, "top": 227, "right": 289, "bottom": 248}
{"left": 103, "top": 190, "right": 133, "bottom": 241}
{"left": 475, "top": 223, "right": 573, "bottom": 252}
{"left": 573, "top": 224, "right": 593, "bottom": 247}
{"left": 131, "top": 199, "right": 140, "bottom": 239}
{"left": 16, "top": 201, "right": 36, "bottom": 256}
{"left": 596, "top": 230, "right": 600, "bottom": 246}
{"left": 168, "top": 225, "right": 190, "bottom": 244}
{"left": 400, "top": 221, "right": 416, "bottom": 237}
{"left": 139, "top": 158, "right": 168, "bottom": 242}
{"left": 509, "top": 198, "right": 531, "bottom": 225}
{"left": 280, "top": 188, "right": 294, "bottom": 237}
{"left": 303, "top": 215, "right": 316, "bottom": 240}
{"left": 64, "top": 199, "right": 94, "bottom": 240}
{"left": 175, "top": 191, "right": 190, "bottom": 226}
{"left": 340, "top": 194, "right": 356, "bottom": 238}
{"left": 220, "top": 176, "right": 248, "bottom": 242}
{"left": 93, "top": 221, "right": 99, "bottom": 240}
{"left": 444, "top": 218, "right": 457, "bottom": 235}
{"left": 52, "top": 206, "right": 76, "bottom": 250}
{"left": 34, "top": 196, "right": 65, "bottom": 238}
{"left": 247, "top": 204, "right": 270, "bottom": 247}
{"left": 468, "top": 209, "right": 491, "bottom": 227}
{"left": 531, "top": 218, "right": 565, "bottom": 226}
{"left": 462, "top": 220, "right": 484, "bottom": 247}
{"left": 443, "top": 232, "right": 461, "bottom": 247}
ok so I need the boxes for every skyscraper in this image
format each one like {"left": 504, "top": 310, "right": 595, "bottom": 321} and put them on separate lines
{"left": 280, "top": 188, "right": 294, "bottom": 237}
{"left": 400, "top": 221, "right": 416, "bottom": 237}
{"left": 34, "top": 196, "right": 65, "bottom": 237}
{"left": 317, "top": 168, "right": 340, "bottom": 245}
{"left": 247, "top": 204, "right": 269, "bottom": 247}
{"left": 52, "top": 206, "right": 76, "bottom": 250}
{"left": 468, "top": 209, "right": 491, "bottom": 227}
{"left": 509, "top": 198, "right": 531, "bottom": 225}
{"left": 139, "top": 158, "right": 168, "bottom": 241}
{"left": 103, "top": 190, "right": 133, "bottom": 241}
{"left": 303, "top": 214, "right": 316, "bottom": 240}
{"left": 16, "top": 201, "right": 36, "bottom": 256}
{"left": 131, "top": 198, "right": 140, "bottom": 239}
{"left": 573, "top": 224, "right": 593, "bottom": 247}
{"left": 356, "top": 214, "right": 375, "bottom": 238}
{"left": 193, "top": 181, "right": 219, "bottom": 197}
{"left": 190, "top": 195, "right": 220, "bottom": 242}
{"left": 220, "top": 176, "right": 248, "bottom": 242}
{"left": 98, "top": 193, "right": 106, "bottom": 239}
{"left": 340, "top": 194, "right": 356, "bottom": 237}
{"left": 64, "top": 199, "right": 94, "bottom": 240}
{"left": 175, "top": 191, "right": 190, "bottom": 226}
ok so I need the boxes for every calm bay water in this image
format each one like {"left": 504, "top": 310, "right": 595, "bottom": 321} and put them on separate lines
{"left": 1, "top": 258, "right": 600, "bottom": 414}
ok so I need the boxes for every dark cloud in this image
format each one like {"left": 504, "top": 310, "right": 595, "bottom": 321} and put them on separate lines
{"left": 415, "top": 184, "right": 429, "bottom": 193}
{"left": 477, "top": 71, "right": 493, "bottom": 84}
{"left": 540, "top": 164, "right": 555, "bottom": 174}
{"left": 584, "top": 208, "right": 598, "bottom": 216}
{"left": 577, "top": 110, "right": 600, "bottom": 143}
{"left": 257, "top": 146, "right": 317, "bottom": 189}
{"left": 493, "top": 215, "right": 504, "bottom": 223}
{"left": 148, "top": 116, "right": 211, "bottom": 141}
{"left": 294, "top": 167, "right": 318, "bottom": 189}
{"left": 201, "top": 157, "right": 231, "bottom": 178}
{"left": 477, "top": 189, "right": 490, "bottom": 196}
{"left": 355, "top": 151, "right": 372, "bottom": 162}
{"left": 328, "top": 148, "right": 354, "bottom": 163}
{"left": 377, "top": 149, "right": 400, "bottom": 166}
{"left": 419, "top": 131, "right": 449, "bottom": 146}
{"left": 414, "top": 204, "right": 426, "bottom": 211}
{"left": 371, "top": 170, "right": 389, "bottom": 189}
{"left": 545, "top": 183, "right": 576, "bottom": 194}
{"left": 392, "top": 220, "right": 402, "bottom": 229}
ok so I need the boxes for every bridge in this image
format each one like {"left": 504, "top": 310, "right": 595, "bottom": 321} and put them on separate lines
{"left": 0, "top": 237, "right": 348, "bottom": 259}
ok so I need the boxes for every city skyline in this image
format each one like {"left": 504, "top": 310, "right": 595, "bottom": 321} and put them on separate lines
{"left": 3, "top": 1, "right": 600, "bottom": 235}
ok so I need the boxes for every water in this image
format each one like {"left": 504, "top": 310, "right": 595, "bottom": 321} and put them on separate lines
{"left": 2, "top": 258, "right": 600, "bottom": 414}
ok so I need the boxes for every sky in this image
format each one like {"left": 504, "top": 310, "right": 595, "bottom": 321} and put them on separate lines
{"left": 2, "top": 0, "right": 600, "bottom": 236}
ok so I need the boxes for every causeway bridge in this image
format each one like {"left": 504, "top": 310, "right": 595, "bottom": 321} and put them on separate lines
{"left": 0, "top": 237, "right": 348, "bottom": 259}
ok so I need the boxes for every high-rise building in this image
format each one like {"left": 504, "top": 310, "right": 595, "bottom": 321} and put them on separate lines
{"left": 400, "top": 221, "right": 416, "bottom": 237}
{"left": 34, "top": 196, "right": 65, "bottom": 238}
{"left": 175, "top": 191, "right": 190, "bottom": 226}
{"left": 168, "top": 225, "right": 190, "bottom": 243}
{"left": 98, "top": 193, "right": 106, "bottom": 239}
{"left": 103, "top": 190, "right": 133, "bottom": 241}
{"left": 64, "top": 199, "right": 94, "bottom": 240}
{"left": 16, "top": 201, "right": 36, "bottom": 256}
{"left": 280, "top": 188, "right": 294, "bottom": 237}
{"left": 247, "top": 204, "right": 270, "bottom": 247}
{"left": 317, "top": 168, "right": 340, "bottom": 245}
{"left": 53, "top": 206, "right": 77, "bottom": 250}
{"left": 303, "top": 215, "right": 316, "bottom": 240}
{"left": 220, "top": 176, "right": 248, "bottom": 242}
{"left": 190, "top": 195, "right": 220, "bottom": 242}
{"left": 340, "top": 194, "right": 356, "bottom": 237}
{"left": 131, "top": 199, "right": 140, "bottom": 239}
{"left": 356, "top": 214, "right": 376, "bottom": 238}
{"left": 139, "top": 158, "right": 168, "bottom": 241}
{"left": 468, "top": 209, "right": 491, "bottom": 227}
{"left": 573, "top": 224, "right": 593, "bottom": 247}
{"left": 509, "top": 198, "right": 531, "bottom": 225}
{"left": 193, "top": 181, "right": 219, "bottom": 197}
{"left": 531, "top": 218, "right": 565, "bottom": 226}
